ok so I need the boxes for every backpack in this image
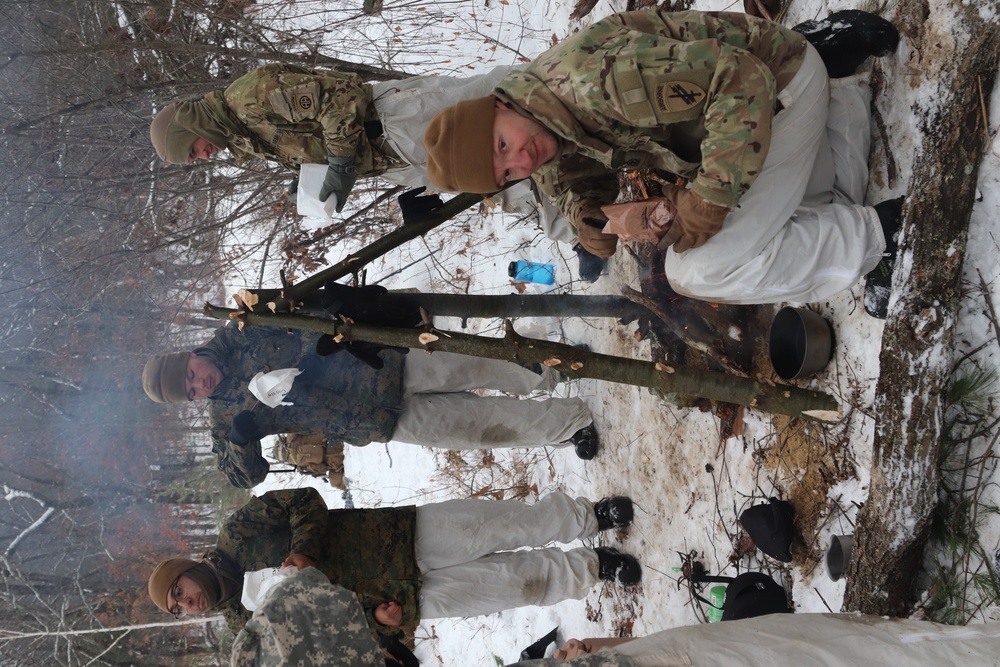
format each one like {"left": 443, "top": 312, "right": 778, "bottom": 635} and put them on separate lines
{"left": 272, "top": 433, "right": 346, "bottom": 489}
{"left": 691, "top": 571, "right": 791, "bottom": 621}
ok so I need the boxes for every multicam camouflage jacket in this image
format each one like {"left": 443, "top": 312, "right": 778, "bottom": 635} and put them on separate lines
{"left": 231, "top": 567, "right": 384, "bottom": 667}
{"left": 207, "top": 488, "right": 421, "bottom": 639}
{"left": 221, "top": 63, "right": 400, "bottom": 175}
{"left": 493, "top": 10, "right": 807, "bottom": 250}
{"left": 201, "top": 324, "right": 405, "bottom": 489}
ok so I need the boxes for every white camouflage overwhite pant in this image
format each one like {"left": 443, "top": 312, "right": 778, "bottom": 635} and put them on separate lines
{"left": 664, "top": 43, "right": 885, "bottom": 304}
{"left": 413, "top": 492, "right": 602, "bottom": 619}
{"left": 391, "top": 351, "right": 592, "bottom": 450}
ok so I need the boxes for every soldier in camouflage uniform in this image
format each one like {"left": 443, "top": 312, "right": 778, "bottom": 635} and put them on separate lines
{"left": 148, "top": 64, "right": 608, "bottom": 279}
{"left": 149, "top": 63, "right": 396, "bottom": 211}
{"left": 141, "top": 324, "right": 596, "bottom": 489}
{"left": 424, "top": 9, "right": 901, "bottom": 306}
{"left": 148, "top": 487, "right": 641, "bottom": 640}
{"left": 231, "top": 567, "right": 384, "bottom": 667}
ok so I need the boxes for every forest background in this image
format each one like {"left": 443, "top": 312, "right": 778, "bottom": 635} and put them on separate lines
{"left": 0, "top": 0, "right": 529, "bottom": 662}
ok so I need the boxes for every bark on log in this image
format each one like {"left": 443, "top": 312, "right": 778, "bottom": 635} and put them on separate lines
{"left": 203, "top": 305, "right": 840, "bottom": 420}
{"left": 842, "top": 9, "right": 1000, "bottom": 615}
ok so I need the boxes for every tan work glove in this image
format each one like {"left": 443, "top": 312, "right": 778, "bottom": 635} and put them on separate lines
{"left": 657, "top": 186, "right": 730, "bottom": 253}
{"left": 574, "top": 199, "right": 619, "bottom": 258}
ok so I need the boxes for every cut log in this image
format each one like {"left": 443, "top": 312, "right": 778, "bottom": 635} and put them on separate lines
{"left": 842, "top": 9, "right": 1000, "bottom": 615}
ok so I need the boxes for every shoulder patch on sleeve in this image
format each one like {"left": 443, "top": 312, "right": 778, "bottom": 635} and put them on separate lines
{"left": 652, "top": 80, "right": 706, "bottom": 114}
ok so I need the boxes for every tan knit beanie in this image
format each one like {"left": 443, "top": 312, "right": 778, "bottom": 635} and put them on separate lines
{"left": 149, "top": 104, "right": 198, "bottom": 164}
{"left": 148, "top": 558, "right": 199, "bottom": 613}
{"left": 142, "top": 352, "right": 190, "bottom": 404}
{"left": 424, "top": 96, "right": 499, "bottom": 194}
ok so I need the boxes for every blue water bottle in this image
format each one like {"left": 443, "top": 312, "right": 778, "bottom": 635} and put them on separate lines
{"left": 508, "top": 260, "right": 555, "bottom": 285}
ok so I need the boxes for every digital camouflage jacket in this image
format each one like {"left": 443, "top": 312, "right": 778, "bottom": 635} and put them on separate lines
{"left": 206, "top": 488, "right": 420, "bottom": 638}
{"left": 231, "top": 567, "right": 384, "bottom": 667}
{"left": 493, "top": 10, "right": 807, "bottom": 250}
{"left": 201, "top": 324, "right": 405, "bottom": 488}
{"left": 221, "top": 63, "right": 399, "bottom": 175}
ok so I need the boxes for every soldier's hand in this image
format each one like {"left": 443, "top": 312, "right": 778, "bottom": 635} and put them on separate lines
{"left": 398, "top": 186, "right": 445, "bottom": 225}
{"left": 281, "top": 553, "right": 314, "bottom": 570}
{"left": 228, "top": 410, "right": 261, "bottom": 447}
{"left": 554, "top": 639, "right": 593, "bottom": 660}
{"left": 374, "top": 601, "right": 403, "bottom": 627}
{"left": 574, "top": 199, "right": 618, "bottom": 258}
{"left": 657, "top": 186, "right": 729, "bottom": 253}
{"left": 286, "top": 175, "right": 299, "bottom": 205}
{"left": 319, "top": 155, "right": 358, "bottom": 213}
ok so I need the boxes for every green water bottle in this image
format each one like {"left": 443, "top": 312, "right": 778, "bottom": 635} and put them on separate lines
{"left": 707, "top": 585, "right": 726, "bottom": 623}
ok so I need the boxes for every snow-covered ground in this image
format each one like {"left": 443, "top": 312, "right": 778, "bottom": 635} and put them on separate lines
{"left": 250, "top": 0, "right": 1000, "bottom": 664}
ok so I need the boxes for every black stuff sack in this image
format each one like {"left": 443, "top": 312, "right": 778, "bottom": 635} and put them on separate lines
{"left": 739, "top": 498, "right": 795, "bottom": 562}
{"left": 690, "top": 571, "right": 791, "bottom": 621}
{"left": 720, "top": 572, "right": 791, "bottom": 621}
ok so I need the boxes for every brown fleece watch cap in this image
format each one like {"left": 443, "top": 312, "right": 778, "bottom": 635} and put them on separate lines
{"left": 424, "top": 96, "right": 499, "bottom": 194}
{"left": 142, "top": 352, "right": 190, "bottom": 404}
{"left": 148, "top": 558, "right": 199, "bottom": 613}
{"left": 150, "top": 104, "right": 197, "bottom": 164}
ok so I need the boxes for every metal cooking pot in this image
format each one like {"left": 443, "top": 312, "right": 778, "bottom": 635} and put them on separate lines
{"left": 768, "top": 306, "right": 834, "bottom": 380}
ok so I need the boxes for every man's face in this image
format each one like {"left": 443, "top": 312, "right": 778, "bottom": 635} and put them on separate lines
{"left": 492, "top": 101, "right": 558, "bottom": 188}
{"left": 188, "top": 137, "right": 219, "bottom": 163}
{"left": 186, "top": 353, "right": 224, "bottom": 401}
{"left": 167, "top": 574, "right": 209, "bottom": 616}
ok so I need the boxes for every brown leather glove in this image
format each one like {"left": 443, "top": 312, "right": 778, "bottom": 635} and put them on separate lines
{"left": 574, "top": 199, "right": 619, "bottom": 258}
{"left": 657, "top": 186, "right": 730, "bottom": 253}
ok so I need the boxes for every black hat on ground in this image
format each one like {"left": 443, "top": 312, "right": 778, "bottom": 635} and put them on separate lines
{"left": 739, "top": 497, "right": 795, "bottom": 562}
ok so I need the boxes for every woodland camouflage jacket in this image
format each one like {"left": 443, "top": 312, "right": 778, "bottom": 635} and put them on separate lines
{"left": 221, "top": 63, "right": 398, "bottom": 175}
{"left": 201, "top": 324, "right": 405, "bottom": 488}
{"left": 206, "top": 488, "right": 420, "bottom": 639}
{"left": 493, "top": 10, "right": 806, "bottom": 243}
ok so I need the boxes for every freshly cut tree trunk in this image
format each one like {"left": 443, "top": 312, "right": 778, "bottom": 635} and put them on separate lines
{"left": 842, "top": 12, "right": 1000, "bottom": 615}
{"left": 203, "top": 305, "right": 840, "bottom": 420}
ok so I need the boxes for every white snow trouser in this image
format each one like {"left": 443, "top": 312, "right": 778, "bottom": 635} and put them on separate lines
{"left": 664, "top": 43, "right": 885, "bottom": 304}
{"left": 610, "top": 613, "right": 1000, "bottom": 667}
{"left": 392, "top": 351, "right": 592, "bottom": 450}
{"left": 414, "top": 492, "right": 601, "bottom": 618}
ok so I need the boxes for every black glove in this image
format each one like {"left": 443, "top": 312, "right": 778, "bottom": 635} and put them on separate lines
{"left": 382, "top": 638, "right": 420, "bottom": 667}
{"left": 398, "top": 186, "right": 444, "bottom": 225}
{"left": 228, "top": 410, "right": 261, "bottom": 447}
{"left": 315, "top": 334, "right": 386, "bottom": 369}
{"left": 317, "top": 283, "right": 422, "bottom": 368}
{"left": 296, "top": 353, "right": 325, "bottom": 383}
{"left": 319, "top": 155, "right": 358, "bottom": 213}
{"left": 322, "top": 282, "right": 422, "bottom": 328}
{"left": 286, "top": 175, "right": 299, "bottom": 205}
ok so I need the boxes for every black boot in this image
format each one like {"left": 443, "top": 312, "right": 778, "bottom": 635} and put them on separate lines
{"left": 595, "top": 546, "right": 642, "bottom": 586}
{"left": 793, "top": 10, "right": 900, "bottom": 78}
{"left": 863, "top": 197, "right": 905, "bottom": 319}
{"left": 569, "top": 424, "right": 599, "bottom": 460}
{"left": 574, "top": 243, "right": 607, "bottom": 283}
{"left": 594, "top": 496, "right": 634, "bottom": 530}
